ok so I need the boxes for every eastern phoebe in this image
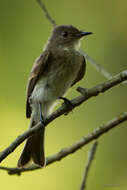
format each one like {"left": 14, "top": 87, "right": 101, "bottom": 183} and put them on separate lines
{"left": 17, "top": 25, "right": 92, "bottom": 167}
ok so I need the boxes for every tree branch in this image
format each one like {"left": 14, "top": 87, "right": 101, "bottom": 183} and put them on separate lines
{"left": 82, "top": 51, "right": 113, "bottom": 80}
{"left": 80, "top": 141, "right": 98, "bottom": 190}
{"left": 82, "top": 51, "right": 127, "bottom": 85}
{"left": 0, "top": 112, "right": 127, "bottom": 175}
{"left": 0, "top": 70, "right": 126, "bottom": 175}
{"left": 0, "top": 70, "right": 126, "bottom": 164}
{"left": 36, "top": 0, "right": 56, "bottom": 26}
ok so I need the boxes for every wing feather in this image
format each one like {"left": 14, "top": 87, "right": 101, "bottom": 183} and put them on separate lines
{"left": 26, "top": 50, "right": 51, "bottom": 118}
{"left": 71, "top": 55, "right": 86, "bottom": 86}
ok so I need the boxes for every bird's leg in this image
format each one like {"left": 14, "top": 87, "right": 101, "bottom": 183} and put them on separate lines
{"left": 39, "top": 102, "right": 45, "bottom": 126}
{"left": 59, "top": 97, "right": 74, "bottom": 115}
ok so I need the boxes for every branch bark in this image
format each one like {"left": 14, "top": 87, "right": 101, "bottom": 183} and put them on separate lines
{"left": 0, "top": 112, "right": 127, "bottom": 175}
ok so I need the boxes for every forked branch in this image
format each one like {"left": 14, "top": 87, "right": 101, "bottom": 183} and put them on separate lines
{"left": 0, "top": 70, "right": 126, "bottom": 165}
{"left": 0, "top": 111, "right": 127, "bottom": 175}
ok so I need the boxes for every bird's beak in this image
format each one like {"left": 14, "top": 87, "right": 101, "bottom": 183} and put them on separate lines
{"left": 76, "top": 31, "right": 93, "bottom": 38}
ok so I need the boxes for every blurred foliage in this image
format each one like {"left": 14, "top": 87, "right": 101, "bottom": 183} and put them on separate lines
{"left": 0, "top": 0, "right": 127, "bottom": 189}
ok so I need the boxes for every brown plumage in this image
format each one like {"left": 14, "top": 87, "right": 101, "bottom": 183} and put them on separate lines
{"left": 17, "top": 25, "right": 92, "bottom": 168}
{"left": 26, "top": 50, "right": 51, "bottom": 118}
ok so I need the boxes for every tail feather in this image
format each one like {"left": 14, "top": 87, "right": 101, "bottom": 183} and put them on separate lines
{"left": 31, "top": 128, "right": 45, "bottom": 166}
{"left": 17, "top": 120, "right": 45, "bottom": 168}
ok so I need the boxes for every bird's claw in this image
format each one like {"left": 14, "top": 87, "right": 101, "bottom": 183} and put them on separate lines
{"left": 39, "top": 103, "right": 45, "bottom": 127}
{"left": 59, "top": 97, "right": 74, "bottom": 115}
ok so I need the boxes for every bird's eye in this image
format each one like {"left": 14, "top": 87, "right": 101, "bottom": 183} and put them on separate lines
{"left": 62, "top": 31, "right": 68, "bottom": 37}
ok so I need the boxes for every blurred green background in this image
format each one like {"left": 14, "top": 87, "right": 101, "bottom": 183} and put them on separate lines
{"left": 0, "top": 0, "right": 127, "bottom": 189}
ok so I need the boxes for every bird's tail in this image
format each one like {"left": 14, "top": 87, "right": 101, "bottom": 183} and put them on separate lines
{"left": 17, "top": 119, "right": 45, "bottom": 168}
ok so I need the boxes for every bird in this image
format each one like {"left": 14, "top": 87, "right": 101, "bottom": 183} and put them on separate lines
{"left": 17, "top": 25, "right": 92, "bottom": 168}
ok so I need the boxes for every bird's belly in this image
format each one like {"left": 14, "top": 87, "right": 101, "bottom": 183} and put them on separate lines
{"left": 30, "top": 50, "right": 83, "bottom": 118}
{"left": 31, "top": 68, "right": 75, "bottom": 118}
{"left": 32, "top": 59, "right": 79, "bottom": 103}
{"left": 47, "top": 60, "right": 79, "bottom": 97}
{"left": 31, "top": 50, "right": 83, "bottom": 119}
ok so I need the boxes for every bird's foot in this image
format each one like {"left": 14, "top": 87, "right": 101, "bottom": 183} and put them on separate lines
{"left": 39, "top": 103, "right": 45, "bottom": 127}
{"left": 76, "top": 87, "right": 88, "bottom": 96}
{"left": 40, "top": 114, "right": 45, "bottom": 127}
{"left": 59, "top": 97, "right": 74, "bottom": 115}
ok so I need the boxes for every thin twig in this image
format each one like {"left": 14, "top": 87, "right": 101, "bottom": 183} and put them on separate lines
{"left": 82, "top": 51, "right": 113, "bottom": 79}
{"left": 82, "top": 51, "right": 127, "bottom": 85}
{"left": 0, "top": 70, "right": 126, "bottom": 165}
{"left": 36, "top": 0, "right": 56, "bottom": 26}
{"left": 0, "top": 112, "right": 127, "bottom": 175}
{"left": 80, "top": 142, "right": 98, "bottom": 190}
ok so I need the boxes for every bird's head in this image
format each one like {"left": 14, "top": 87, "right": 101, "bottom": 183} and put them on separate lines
{"left": 48, "top": 25, "right": 92, "bottom": 50}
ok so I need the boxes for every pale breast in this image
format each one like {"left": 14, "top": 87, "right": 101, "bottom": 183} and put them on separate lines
{"left": 47, "top": 49, "right": 83, "bottom": 97}
{"left": 31, "top": 49, "right": 83, "bottom": 104}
